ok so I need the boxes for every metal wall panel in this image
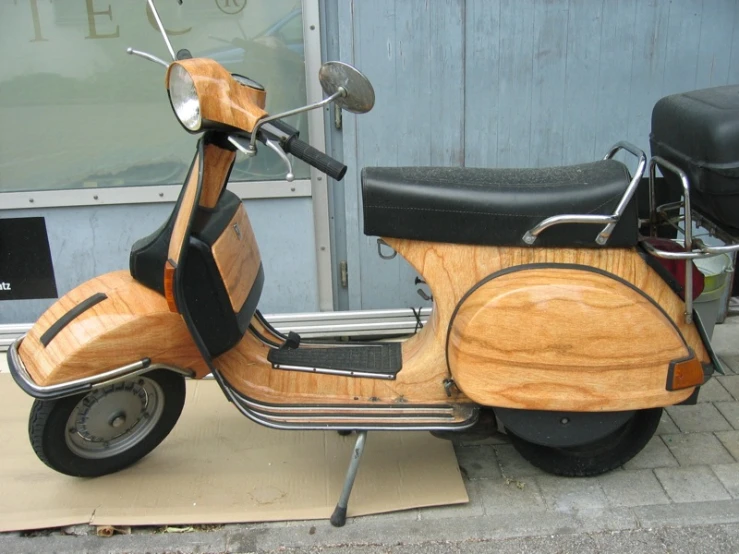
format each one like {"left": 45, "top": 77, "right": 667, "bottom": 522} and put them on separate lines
{"left": 331, "top": 0, "right": 739, "bottom": 309}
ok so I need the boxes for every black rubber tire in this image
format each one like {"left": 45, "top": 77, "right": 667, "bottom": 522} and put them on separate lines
{"left": 28, "top": 370, "right": 186, "bottom": 477}
{"left": 507, "top": 408, "right": 662, "bottom": 477}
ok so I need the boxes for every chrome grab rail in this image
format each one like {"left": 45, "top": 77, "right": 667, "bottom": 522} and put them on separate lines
{"left": 522, "top": 141, "right": 647, "bottom": 246}
{"left": 640, "top": 157, "right": 739, "bottom": 324}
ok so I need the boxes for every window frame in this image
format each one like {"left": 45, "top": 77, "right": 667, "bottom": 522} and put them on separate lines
{"left": 0, "top": 0, "right": 325, "bottom": 210}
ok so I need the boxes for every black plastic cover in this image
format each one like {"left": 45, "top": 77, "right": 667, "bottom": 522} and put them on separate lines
{"left": 362, "top": 160, "right": 638, "bottom": 247}
{"left": 129, "top": 190, "right": 241, "bottom": 295}
{"left": 650, "top": 85, "right": 739, "bottom": 231}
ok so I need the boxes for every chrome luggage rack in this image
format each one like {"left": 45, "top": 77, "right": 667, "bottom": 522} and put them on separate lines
{"left": 640, "top": 156, "right": 739, "bottom": 324}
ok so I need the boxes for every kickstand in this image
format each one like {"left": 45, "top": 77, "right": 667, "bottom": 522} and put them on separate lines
{"left": 330, "top": 431, "right": 368, "bottom": 527}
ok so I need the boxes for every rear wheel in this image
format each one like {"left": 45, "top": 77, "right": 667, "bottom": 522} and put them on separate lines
{"left": 507, "top": 408, "right": 662, "bottom": 477}
{"left": 29, "top": 370, "right": 186, "bottom": 477}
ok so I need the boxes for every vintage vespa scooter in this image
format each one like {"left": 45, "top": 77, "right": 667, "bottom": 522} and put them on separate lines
{"left": 6, "top": 0, "right": 736, "bottom": 526}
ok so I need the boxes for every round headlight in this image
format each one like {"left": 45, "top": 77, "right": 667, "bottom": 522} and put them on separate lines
{"left": 168, "top": 64, "right": 202, "bottom": 131}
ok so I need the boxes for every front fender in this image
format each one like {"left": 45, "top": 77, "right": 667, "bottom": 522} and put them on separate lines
{"left": 18, "top": 271, "right": 208, "bottom": 387}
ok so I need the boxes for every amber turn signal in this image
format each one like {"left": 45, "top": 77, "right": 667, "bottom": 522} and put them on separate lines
{"left": 666, "top": 353, "right": 705, "bottom": 391}
{"left": 164, "top": 260, "right": 178, "bottom": 313}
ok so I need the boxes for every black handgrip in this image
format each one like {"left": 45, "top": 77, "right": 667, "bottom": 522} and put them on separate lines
{"left": 283, "top": 137, "right": 347, "bottom": 181}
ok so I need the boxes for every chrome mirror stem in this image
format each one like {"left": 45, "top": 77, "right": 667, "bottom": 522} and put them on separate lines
{"left": 147, "top": 0, "right": 177, "bottom": 61}
{"left": 126, "top": 48, "right": 169, "bottom": 68}
{"left": 245, "top": 89, "right": 345, "bottom": 155}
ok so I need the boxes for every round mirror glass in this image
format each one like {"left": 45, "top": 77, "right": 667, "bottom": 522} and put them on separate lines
{"left": 319, "top": 61, "right": 375, "bottom": 114}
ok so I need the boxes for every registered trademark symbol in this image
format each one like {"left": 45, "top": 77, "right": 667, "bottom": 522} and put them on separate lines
{"left": 215, "top": 0, "right": 247, "bottom": 15}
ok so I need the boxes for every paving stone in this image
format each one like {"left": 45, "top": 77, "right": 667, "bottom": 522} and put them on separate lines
{"left": 717, "top": 375, "right": 739, "bottom": 400}
{"left": 535, "top": 475, "right": 607, "bottom": 513}
{"left": 494, "top": 444, "right": 546, "bottom": 479}
{"left": 715, "top": 402, "right": 739, "bottom": 430}
{"left": 662, "top": 432, "right": 735, "bottom": 466}
{"left": 665, "top": 403, "right": 732, "bottom": 433}
{"left": 715, "top": 430, "right": 739, "bottom": 461}
{"left": 655, "top": 411, "right": 679, "bottom": 435}
{"left": 712, "top": 464, "right": 739, "bottom": 499}
{"left": 597, "top": 469, "right": 670, "bottom": 507}
{"left": 654, "top": 466, "right": 731, "bottom": 503}
{"left": 623, "top": 437, "right": 678, "bottom": 470}
{"left": 419, "top": 480, "right": 484, "bottom": 520}
{"left": 697, "top": 377, "right": 733, "bottom": 402}
{"left": 453, "top": 444, "right": 502, "bottom": 480}
{"left": 478, "top": 477, "right": 547, "bottom": 516}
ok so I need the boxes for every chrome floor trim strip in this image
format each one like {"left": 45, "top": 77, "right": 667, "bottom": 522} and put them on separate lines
{"left": 273, "top": 363, "right": 397, "bottom": 380}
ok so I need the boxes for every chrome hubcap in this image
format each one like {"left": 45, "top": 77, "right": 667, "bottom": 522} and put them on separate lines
{"left": 65, "top": 377, "right": 165, "bottom": 459}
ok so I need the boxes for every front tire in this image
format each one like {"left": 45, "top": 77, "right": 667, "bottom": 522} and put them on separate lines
{"left": 29, "top": 370, "right": 186, "bottom": 477}
{"left": 507, "top": 408, "right": 662, "bottom": 477}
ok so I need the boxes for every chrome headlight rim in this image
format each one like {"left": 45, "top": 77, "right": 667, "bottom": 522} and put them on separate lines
{"left": 168, "top": 64, "right": 202, "bottom": 132}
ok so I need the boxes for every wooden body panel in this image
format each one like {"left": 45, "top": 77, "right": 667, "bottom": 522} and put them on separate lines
{"left": 448, "top": 267, "right": 694, "bottom": 410}
{"left": 216, "top": 304, "right": 457, "bottom": 406}
{"left": 216, "top": 240, "right": 707, "bottom": 411}
{"left": 168, "top": 156, "right": 200, "bottom": 265}
{"left": 19, "top": 271, "right": 209, "bottom": 386}
{"left": 16, "top": 238, "right": 708, "bottom": 412}
{"left": 200, "top": 144, "right": 236, "bottom": 209}
{"left": 167, "top": 59, "right": 267, "bottom": 133}
{"left": 212, "top": 205, "right": 261, "bottom": 312}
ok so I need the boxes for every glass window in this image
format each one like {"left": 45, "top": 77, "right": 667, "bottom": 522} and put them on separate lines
{"left": 0, "top": 0, "right": 309, "bottom": 194}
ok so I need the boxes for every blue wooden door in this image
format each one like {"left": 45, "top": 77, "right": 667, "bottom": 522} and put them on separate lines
{"left": 330, "top": 0, "right": 739, "bottom": 310}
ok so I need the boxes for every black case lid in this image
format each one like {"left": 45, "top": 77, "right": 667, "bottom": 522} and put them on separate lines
{"left": 651, "top": 85, "right": 739, "bottom": 170}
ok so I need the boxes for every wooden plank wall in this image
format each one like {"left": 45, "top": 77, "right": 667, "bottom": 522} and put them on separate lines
{"left": 332, "top": 0, "right": 739, "bottom": 310}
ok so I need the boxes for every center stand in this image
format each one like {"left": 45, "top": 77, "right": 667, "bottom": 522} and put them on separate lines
{"left": 330, "top": 431, "right": 368, "bottom": 527}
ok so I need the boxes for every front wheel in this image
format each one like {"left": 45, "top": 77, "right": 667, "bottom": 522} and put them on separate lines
{"left": 507, "top": 408, "right": 662, "bottom": 477}
{"left": 29, "top": 370, "right": 186, "bottom": 477}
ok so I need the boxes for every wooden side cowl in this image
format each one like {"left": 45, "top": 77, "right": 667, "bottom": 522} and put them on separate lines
{"left": 447, "top": 265, "right": 697, "bottom": 411}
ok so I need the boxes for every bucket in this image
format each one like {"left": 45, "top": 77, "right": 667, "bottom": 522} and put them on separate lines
{"left": 693, "top": 253, "right": 733, "bottom": 338}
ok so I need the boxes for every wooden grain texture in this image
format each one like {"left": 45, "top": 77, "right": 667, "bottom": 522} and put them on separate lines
{"left": 199, "top": 144, "right": 236, "bottom": 209}
{"left": 215, "top": 241, "right": 704, "bottom": 411}
{"left": 167, "top": 154, "right": 200, "bottom": 266}
{"left": 215, "top": 296, "right": 461, "bottom": 407}
{"left": 448, "top": 266, "right": 695, "bottom": 411}
{"left": 18, "top": 271, "right": 209, "bottom": 386}
{"left": 211, "top": 205, "right": 261, "bottom": 312}
{"left": 168, "top": 59, "right": 267, "bottom": 133}
{"left": 387, "top": 239, "right": 707, "bottom": 411}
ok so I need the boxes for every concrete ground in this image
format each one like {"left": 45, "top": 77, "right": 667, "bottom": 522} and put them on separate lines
{"left": 3, "top": 318, "right": 739, "bottom": 553}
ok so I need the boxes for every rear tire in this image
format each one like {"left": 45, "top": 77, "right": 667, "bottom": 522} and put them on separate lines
{"left": 29, "top": 370, "right": 186, "bottom": 477}
{"left": 507, "top": 408, "right": 662, "bottom": 477}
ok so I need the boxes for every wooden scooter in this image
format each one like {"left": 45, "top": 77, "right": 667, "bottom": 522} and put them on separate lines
{"left": 6, "top": 1, "right": 730, "bottom": 526}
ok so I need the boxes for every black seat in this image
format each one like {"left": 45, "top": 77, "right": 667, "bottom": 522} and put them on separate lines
{"left": 361, "top": 160, "right": 638, "bottom": 248}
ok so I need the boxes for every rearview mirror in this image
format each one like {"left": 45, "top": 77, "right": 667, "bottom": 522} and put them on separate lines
{"left": 319, "top": 62, "right": 375, "bottom": 114}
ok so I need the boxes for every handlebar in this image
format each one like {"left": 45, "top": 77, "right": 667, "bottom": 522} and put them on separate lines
{"left": 281, "top": 137, "right": 347, "bottom": 181}
{"left": 257, "top": 121, "right": 347, "bottom": 182}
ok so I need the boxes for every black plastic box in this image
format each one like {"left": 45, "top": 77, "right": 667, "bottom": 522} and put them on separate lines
{"left": 650, "top": 85, "right": 739, "bottom": 234}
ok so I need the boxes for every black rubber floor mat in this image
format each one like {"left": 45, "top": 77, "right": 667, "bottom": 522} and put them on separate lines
{"left": 267, "top": 343, "right": 402, "bottom": 375}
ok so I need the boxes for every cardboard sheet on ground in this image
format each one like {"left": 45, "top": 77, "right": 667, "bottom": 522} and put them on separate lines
{"left": 0, "top": 372, "right": 467, "bottom": 532}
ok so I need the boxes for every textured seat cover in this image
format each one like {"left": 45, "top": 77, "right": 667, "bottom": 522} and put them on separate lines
{"left": 361, "top": 160, "right": 638, "bottom": 247}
